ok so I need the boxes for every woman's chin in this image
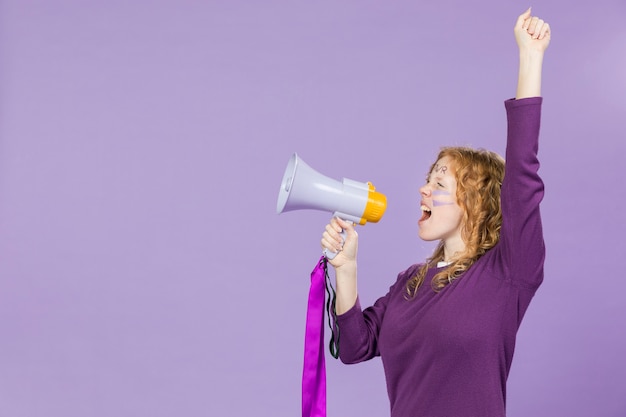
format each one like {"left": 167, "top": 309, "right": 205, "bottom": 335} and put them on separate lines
{"left": 418, "top": 228, "right": 437, "bottom": 242}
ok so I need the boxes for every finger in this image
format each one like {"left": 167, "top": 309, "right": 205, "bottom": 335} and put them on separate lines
{"left": 516, "top": 7, "right": 532, "bottom": 28}
{"left": 330, "top": 216, "right": 344, "bottom": 233}
{"left": 324, "top": 224, "right": 341, "bottom": 242}
{"left": 532, "top": 19, "right": 545, "bottom": 39}
{"left": 322, "top": 241, "right": 341, "bottom": 253}
{"left": 526, "top": 16, "right": 540, "bottom": 35}
{"left": 321, "top": 232, "right": 342, "bottom": 252}
{"left": 336, "top": 217, "right": 355, "bottom": 231}
{"left": 537, "top": 23, "right": 550, "bottom": 39}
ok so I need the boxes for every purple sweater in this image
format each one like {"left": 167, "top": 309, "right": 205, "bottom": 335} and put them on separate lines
{"left": 335, "top": 98, "right": 545, "bottom": 417}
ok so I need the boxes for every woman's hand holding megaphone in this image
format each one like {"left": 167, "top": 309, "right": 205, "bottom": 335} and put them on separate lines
{"left": 321, "top": 217, "right": 359, "bottom": 315}
{"left": 321, "top": 217, "right": 358, "bottom": 267}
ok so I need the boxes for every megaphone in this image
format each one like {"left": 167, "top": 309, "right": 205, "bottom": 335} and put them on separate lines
{"left": 277, "top": 153, "right": 387, "bottom": 258}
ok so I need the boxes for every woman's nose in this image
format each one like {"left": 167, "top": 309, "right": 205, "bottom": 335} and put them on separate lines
{"left": 419, "top": 184, "right": 431, "bottom": 196}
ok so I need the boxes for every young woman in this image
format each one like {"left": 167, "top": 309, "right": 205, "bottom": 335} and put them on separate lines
{"left": 321, "top": 8, "right": 550, "bottom": 417}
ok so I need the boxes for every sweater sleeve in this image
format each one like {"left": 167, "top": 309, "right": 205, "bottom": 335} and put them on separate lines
{"left": 334, "top": 266, "right": 416, "bottom": 364}
{"left": 499, "top": 97, "right": 546, "bottom": 290}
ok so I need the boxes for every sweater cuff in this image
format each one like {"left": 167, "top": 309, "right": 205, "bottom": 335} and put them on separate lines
{"left": 336, "top": 296, "right": 362, "bottom": 321}
{"left": 505, "top": 96, "right": 543, "bottom": 108}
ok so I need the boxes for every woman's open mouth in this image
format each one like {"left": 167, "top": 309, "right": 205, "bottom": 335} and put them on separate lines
{"left": 420, "top": 205, "right": 432, "bottom": 222}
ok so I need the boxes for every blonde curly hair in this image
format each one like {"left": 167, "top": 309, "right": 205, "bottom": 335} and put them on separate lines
{"left": 406, "top": 147, "right": 505, "bottom": 297}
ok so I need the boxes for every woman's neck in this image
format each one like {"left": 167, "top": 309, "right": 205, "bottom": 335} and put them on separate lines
{"left": 442, "top": 237, "right": 466, "bottom": 263}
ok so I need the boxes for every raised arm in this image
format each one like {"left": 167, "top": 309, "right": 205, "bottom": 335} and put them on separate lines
{"left": 497, "top": 9, "right": 551, "bottom": 290}
{"left": 514, "top": 8, "right": 551, "bottom": 99}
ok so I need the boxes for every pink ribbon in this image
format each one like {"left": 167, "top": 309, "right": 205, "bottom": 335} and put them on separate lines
{"left": 302, "top": 257, "right": 327, "bottom": 417}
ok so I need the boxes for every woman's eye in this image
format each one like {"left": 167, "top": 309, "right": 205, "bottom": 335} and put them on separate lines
{"left": 437, "top": 183, "right": 444, "bottom": 188}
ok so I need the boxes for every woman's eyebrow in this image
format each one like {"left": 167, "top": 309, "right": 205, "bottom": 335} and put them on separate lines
{"left": 434, "top": 164, "right": 448, "bottom": 175}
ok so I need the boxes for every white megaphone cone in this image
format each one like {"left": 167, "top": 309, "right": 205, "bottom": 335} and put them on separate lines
{"left": 277, "top": 153, "right": 387, "bottom": 259}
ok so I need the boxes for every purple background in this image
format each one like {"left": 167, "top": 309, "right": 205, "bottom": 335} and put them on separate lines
{"left": 1, "top": 1, "right": 625, "bottom": 416}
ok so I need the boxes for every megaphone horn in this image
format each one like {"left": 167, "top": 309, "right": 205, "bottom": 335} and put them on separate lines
{"left": 277, "top": 153, "right": 387, "bottom": 255}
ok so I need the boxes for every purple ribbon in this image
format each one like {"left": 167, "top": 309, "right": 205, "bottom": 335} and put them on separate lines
{"left": 302, "top": 256, "right": 327, "bottom": 417}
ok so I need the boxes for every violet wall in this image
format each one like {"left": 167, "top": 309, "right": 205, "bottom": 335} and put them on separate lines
{"left": 1, "top": 1, "right": 625, "bottom": 416}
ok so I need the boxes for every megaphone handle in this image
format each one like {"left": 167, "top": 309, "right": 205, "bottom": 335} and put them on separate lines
{"left": 323, "top": 229, "right": 347, "bottom": 260}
